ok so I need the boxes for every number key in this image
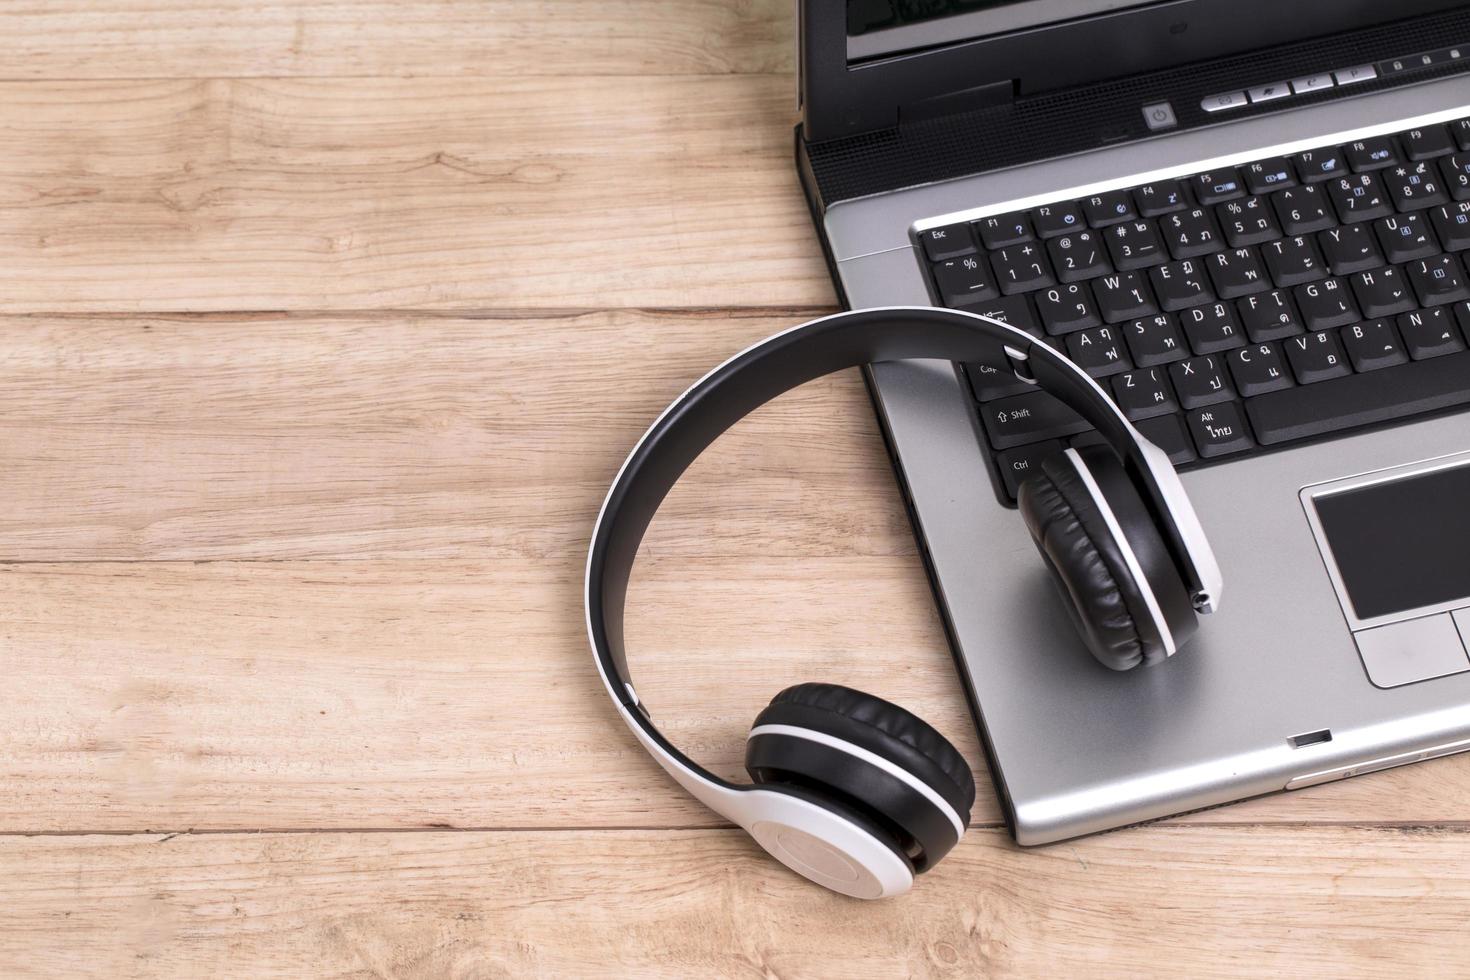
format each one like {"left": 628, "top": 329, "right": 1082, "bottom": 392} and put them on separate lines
{"left": 1047, "top": 230, "right": 1111, "bottom": 282}
{"left": 1272, "top": 184, "right": 1336, "bottom": 235}
{"left": 992, "top": 243, "right": 1055, "bottom": 294}
{"left": 1106, "top": 219, "right": 1167, "bottom": 270}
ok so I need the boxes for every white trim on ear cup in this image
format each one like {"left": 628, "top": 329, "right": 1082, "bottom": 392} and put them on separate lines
{"left": 748, "top": 723, "right": 967, "bottom": 840}
{"left": 1064, "top": 448, "right": 1177, "bottom": 657}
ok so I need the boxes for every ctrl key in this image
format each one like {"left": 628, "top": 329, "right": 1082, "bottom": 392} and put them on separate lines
{"left": 1185, "top": 401, "right": 1254, "bottom": 457}
{"left": 981, "top": 390, "right": 1092, "bottom": 450}
{"left": 996, "top": 440, "right": 1062, "bottom": 498}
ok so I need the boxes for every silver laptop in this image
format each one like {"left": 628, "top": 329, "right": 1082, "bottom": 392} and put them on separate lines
{"left": 795, "top": 0, "right": 1470, "bottom": 843}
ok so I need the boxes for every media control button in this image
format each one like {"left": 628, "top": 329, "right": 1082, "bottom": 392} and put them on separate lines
{"left": 1201, "top": 91, "right": 1247, "bottom": 113}
{"left": 1291, "top": 74, "right": 1334, "bottom": 95}
{"left": 1335, "top": 64, "right": 1377, "bottom": 86}
{"left": 1248, "top": 82, "right": 1291, "bottom": 104}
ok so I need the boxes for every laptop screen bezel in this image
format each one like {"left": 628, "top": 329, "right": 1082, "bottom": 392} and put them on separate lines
{"left": 800, "top": 0, "right": 1470, "bottom": 141}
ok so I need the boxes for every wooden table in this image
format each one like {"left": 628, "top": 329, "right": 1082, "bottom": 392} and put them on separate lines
{"left": 2, "top": 3, "right": 1466, "bottom": 975}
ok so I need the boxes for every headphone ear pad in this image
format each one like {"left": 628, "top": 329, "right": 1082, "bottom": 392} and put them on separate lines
{"left": 1018, "top": 446, "right": 1195, "bottom": 670}
{"left": 745, "top": 684, "right": 973, "bottom": 873}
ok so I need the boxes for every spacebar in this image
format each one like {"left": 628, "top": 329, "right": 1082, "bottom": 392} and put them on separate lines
{"left": 1247, "top": 352, "right": 1470, "bottom": 445}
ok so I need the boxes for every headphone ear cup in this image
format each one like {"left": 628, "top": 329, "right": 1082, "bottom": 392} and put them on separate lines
{"left": 744, "top": 684, "right": 973, "bottom": 874}
{"left": 1018, "top": 445, "right": 1197, "bottom": 670}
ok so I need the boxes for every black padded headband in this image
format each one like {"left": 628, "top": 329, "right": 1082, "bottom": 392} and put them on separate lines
{"left": 585, "top": 307, "right": 1201, "bottom": 757}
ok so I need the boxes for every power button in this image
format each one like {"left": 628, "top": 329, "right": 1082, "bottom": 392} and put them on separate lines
{"left": 1142, "top": 101, "right": 1177, "bottom": 131}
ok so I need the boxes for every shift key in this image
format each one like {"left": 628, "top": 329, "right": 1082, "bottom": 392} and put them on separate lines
{"left": 982, "top": 390, "right": 1093, "bottom": 449}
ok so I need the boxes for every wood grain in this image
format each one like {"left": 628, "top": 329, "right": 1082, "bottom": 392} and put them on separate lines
{"left": 0, "top": 76, "right": 829, "bottom": 313}
{"left": 2, "top": 826, "right": 1466, "bottom": 978}
{"left": 0, "top": 2, "right": 793, "bottom": 80}
{"left": 0, "top": 312, "right": 901, "bottom": 561}
{"left": 5, "top": 557, "right": 1468, "bottom": 833}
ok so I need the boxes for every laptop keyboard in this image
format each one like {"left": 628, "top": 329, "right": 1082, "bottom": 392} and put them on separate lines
{"left": 920, "top": 118, "right": 1470, "bottom": 500}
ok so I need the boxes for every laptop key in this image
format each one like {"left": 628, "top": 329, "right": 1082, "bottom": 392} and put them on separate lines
{"left": 982, "top": 390, "right": 1092, "bottom": 449}
{"left": 1047, "top": 230, "right": 1111, "bottom": 282}
{"left": 1341, "top": 319, "right": 1409, "bottom": 371}
{"left": 1244, "top": 157, "right": 1297, "bottom": 195}
{"left": 1346, "top": 135, "right": 1400, "bottom": 171}
{"left": 966, "top": 354, "right": 1034, "bottom": 402}
{"left": 1375, "top": 214, "right": 1439, "bottom": 263}
{"left": 1272, "top": 184, "right": 1336, "bottom": 235}
{"left": 1238, "top": 288, "right": 1305, "bottom": 341}
{"left": 1441, "top": 153, "right": 1470, "bottom": 200}
{"left": 1432, "top": 201, "right": 1470, "bottom": 250}
{"left": 1064, "top": 325, "right": 1132, "bottom": 377}
{"left": 932, "top": 255, "right": 999, "bottom": 305}
{"left": 996, "top": 440, "right": 1063, "bottom": 498}
{"left": 1384, "top": 160, "right": 1450, "bottom": 212}
{"left": 1168, "top": 355, "right": 1235, "bottom": 408}
{"left": 1185, "top": 402, "right": 1255, "bottom": 458}
{"left": 1263, "top": 235, "right": 1327, "bottom": 287}
{"left": 1134, "top": 180, "right": 1190, "bottom": 217}
{"left": 1295, "top": 147, "right": 1347, "bottom": 183}
{"left": 1031, "top": 201, "right": 1086, "bottom": 238}
{"left": 1217, "top": 196, "right": 1281, "bottom": 246}
{"left": 1327, "top": 173, "right": 1394, "bottom": 222}
{"left": 1179, "top": 302, "right": 1245, "bottom": 353}
{"left": 1160, "top": 208, "right": 1225, "bottom": 258}
{"left": 1403, "top": 125, "right": 1455, "bottom": 160}
{"left": 1284, "top": 330, "right": 1351, "bottom": 383}
{"left": 1191, "top": 169, "right": 1245, "bottom": 205}
{"left": 1111, "top": 368, "right": 1178, "bottom": 420}
{"left": 1035, "top": 282, "right": 1102, "bottom": 335}
{"left": 1134, "top": 413, "right": 1197, "bottom": 464}
{"left": 1124, "top": 313, "right": 1189, "bottom": 366}
{"left": 1400, "top": 307, "right": 1466, "bottom": 358}
{"left": 1407, "top": 254, "right": 1470, "bottom": 306}
{"left": 1150, "top": 258, "right": 1215, "bottom": 311}
{"left": 1247, "top": 350, "right": 1470, "bottom": 444}
{"left": 992, "top": 243, "right": 1055, "bottom": 294}
{"left": 976, "top": 211, "right": 1033, "bottom": 249}
{"left": 1294, "top": 277, "right": 1359, "bottom": 330}
{"left": 1205, "top": 247, "right": 1270, "bottom": 298}
{"left": 1452, "top": 119, "right": 1470, "bottom": 151}
{"left": 1082, "top": 190, "right": 1137, "bottom": 227}
{"left": 919, "top": 223, "right": 977, "bottom": 261}
{"left": 958, "top": 293, "right": 1040, "bottom": 336}
{"left": 1351, "top": 265, "right": 1416, "bottom": 318}
{"left": 1092, "top": 270, "right": 1159, "bottom": 322}
{"left": 1105, "top": 219, "right": 1167, "bottom": 270}
{"left": 1227, "top": 342, "right": 1294, "bottom": 396}
{"left": 1318, "top": 223, "right": 1384, "bottom": 274}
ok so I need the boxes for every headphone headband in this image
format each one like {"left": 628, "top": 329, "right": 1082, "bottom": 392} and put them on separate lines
{"left": 585, "top": 306, "right": 1221, "bottom": 794}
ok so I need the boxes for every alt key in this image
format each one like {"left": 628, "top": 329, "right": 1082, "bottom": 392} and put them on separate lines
{"left": 1185, "top": 402, "right": 1255, "bottom": 457}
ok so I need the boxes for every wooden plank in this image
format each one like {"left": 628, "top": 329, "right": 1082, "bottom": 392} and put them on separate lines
{"left": 0, "top": 76, "right": 829, "bottom": 313}
{"left": 0, "top": 312, "right": 901, "bottom": 561}
{"left": 2, "top": 826, "right": 1466, "bottom": 976}
{"left": 5, "top": 558, "right": 1469, "bottom": 833}
{"left": 0, "top": 2, "right": 794, "bottom": 80}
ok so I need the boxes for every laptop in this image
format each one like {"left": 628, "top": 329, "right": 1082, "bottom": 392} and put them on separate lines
{"left": 795, "top": 0, "right": 1470, "bottom": 844}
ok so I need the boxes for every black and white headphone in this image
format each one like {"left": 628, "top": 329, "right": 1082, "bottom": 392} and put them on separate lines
{"left": 586, "top": 306, "right": 1223, "bottom": 899}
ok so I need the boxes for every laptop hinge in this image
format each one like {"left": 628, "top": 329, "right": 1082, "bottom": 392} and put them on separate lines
{"left": 901, "top": 79, "right": 1016, "bottom": 128}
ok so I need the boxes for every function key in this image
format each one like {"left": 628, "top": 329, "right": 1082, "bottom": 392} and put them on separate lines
{"left": 1346, "top": 135, "right": 1400, "bottom": 172}
{"left": 1403, "top": 124, "right": 1456, "bottom": 160}
{"left": 1031, "top": 201, "right": 1086, "bottom": 238}
{"left": 1295, "top": 147, "right": 1347, "bottom": 183}
{"left": 1191, "top": 169, "right": 1245, "bottom": 205}
{"left": 975, "top": 211, "right": 1033, "bottom": 249}
{"left": 918, "top": 223, "right": 976, "bottom": 262}
{"left": 1135, "top": 180, "right": 1190, "bottom": 216}
{"left": 932, "top": 255, "right": 999, "bottom": 306}
{"left": 1452, "top": 118, "right": 1470, "bottom": 151}
{"left": 1082, "top": 189, "right": 1137, "bottom": 227}
{"left": 1244, "top": 157, "right": 1297, "bottom": 195}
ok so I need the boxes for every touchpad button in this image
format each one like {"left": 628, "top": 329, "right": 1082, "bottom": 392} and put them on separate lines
{"left": 1354, "top": 614, "right": 1469, "bottom": 689}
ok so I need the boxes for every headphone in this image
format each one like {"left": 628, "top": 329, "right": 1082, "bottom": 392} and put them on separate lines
{"left": 586, "top": 306, "right": 1223, "bottom": 899}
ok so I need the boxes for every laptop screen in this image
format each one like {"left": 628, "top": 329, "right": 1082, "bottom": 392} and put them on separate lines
{"left": 847, "top": 0, "right": 1161, "bottom": 62}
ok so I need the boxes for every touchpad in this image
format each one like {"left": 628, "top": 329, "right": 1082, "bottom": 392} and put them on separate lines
{"left": 1303, "top": 454, "right": 1470, "bottom": 689}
